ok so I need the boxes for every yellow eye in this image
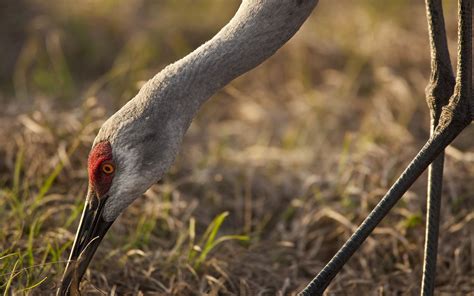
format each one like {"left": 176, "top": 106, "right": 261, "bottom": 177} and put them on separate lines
{"left": 102, "top": 163, "right": 115, "bottom": 174}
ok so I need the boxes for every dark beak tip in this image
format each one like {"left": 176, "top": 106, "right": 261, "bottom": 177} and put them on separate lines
{"left": 58, "top": 191, "right": 114, "bottom": 295}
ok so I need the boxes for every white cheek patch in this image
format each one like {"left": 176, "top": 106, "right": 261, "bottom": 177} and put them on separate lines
{"left": 102, "top": 146, "right": 152, "bottom": 221}
{"left": 100, "top": 109, "right": 189, "bottom": 222}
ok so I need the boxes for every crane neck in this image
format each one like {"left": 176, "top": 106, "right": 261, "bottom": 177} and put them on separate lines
{"left": 139, "top": 0, "right": 318, "bottom": 112}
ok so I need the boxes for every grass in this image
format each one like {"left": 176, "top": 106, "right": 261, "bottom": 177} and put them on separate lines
{"left": 0, "top": 0, "right": 473, "bottom": 294}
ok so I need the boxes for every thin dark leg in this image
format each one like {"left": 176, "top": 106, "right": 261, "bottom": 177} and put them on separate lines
{"left": 299, "top": 1, "right": 471, "bottom": 294}
{"left": 422, "top": 0, "right": 454, "bottom": 295}
{"left": 439, "top": 0, "right": 472, "bottom": 124}
{"left": 453, "top": 0, "right": 472, "bottom": 112}
{"left": 422, "top": 145, "right": 444, "bottom": 296}
{"left": 298, "top": 121, "right": 466, "bottom": 296}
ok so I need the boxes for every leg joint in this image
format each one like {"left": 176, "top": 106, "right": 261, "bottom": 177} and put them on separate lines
{"left": 425, "top": 73, "right": 455, "bottom": 118}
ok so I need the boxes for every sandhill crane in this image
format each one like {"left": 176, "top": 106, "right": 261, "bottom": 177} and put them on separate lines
{"left": 57, "top": 0, "right": 472, "bottom": 295}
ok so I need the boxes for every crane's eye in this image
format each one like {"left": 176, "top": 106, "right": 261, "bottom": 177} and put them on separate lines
{"left": 101, "top": 163, "right": 115, "bottom": 175}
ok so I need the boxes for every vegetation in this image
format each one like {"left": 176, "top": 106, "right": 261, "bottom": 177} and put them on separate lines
{"left": 0, "top": 0, "right": 472, "bottom": 294}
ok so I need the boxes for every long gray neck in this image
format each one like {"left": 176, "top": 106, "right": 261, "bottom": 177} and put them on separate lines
{"left": 140, "top": 0, "right": 318, "bottom": 110}
{"left": 99, "top": 0, "right": 319, "bottom": 154}
{"left": 98, "top": 0, "right": 319, "bottom": 159}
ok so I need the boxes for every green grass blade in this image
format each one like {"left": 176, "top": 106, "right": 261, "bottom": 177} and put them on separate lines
{"left": 17, "top": 276, "right": 48, "bottom": 293}
{"left": 31, "top": 162, "right": 64, "bottom": 211}
{"left": 3, "top": 258, "right": 19, "bottom": 296}
{"left": 200, "top": 211, "right": 229, "bottom": 252}
{"left": 13, "top": 148, "right": 24, "bottom": 196}
{"left": 195, "top": 235, "right": 249, "bottom": 268}
{"left": 187, "top": 217, "right": 197, "bottom": 261}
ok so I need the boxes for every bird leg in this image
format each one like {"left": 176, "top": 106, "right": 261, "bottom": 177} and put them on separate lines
{"left": 299, "top": 0, "right": 471, "bottom": 294}
{"left": 421, "top": 0, "right": 455, "bottom": 295}
{"left": 299, "top": 122, "right": 466, "bottom": 296}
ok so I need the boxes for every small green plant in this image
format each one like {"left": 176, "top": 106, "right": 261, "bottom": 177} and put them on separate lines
{"left": 401, "top": 213, "right": 423, "bottom": 229}
{"left": 188, "top": 211, "right": 248, "bottom": 270}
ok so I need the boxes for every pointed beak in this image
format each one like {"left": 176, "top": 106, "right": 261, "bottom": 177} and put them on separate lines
{"left": 57, "top": 189, "right": 115, "bottom": 295}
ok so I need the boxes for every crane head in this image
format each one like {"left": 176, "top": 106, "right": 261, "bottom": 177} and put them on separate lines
{"left": 57, "top": 103, "right": 185, "bottom": 294}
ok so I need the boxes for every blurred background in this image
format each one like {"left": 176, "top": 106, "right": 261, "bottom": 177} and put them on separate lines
{"left": 0, "top": 0, "right": 473, "bottom": 294}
